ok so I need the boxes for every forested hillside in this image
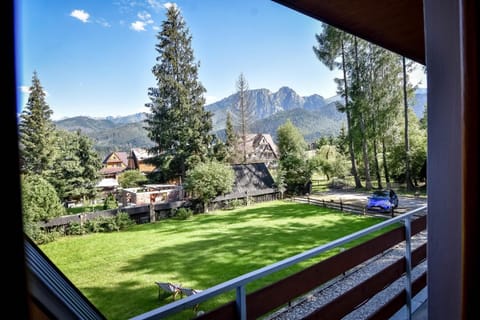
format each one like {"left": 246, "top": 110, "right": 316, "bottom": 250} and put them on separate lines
{"left": 54, "top": 87, "right": 426, "bottom": 158}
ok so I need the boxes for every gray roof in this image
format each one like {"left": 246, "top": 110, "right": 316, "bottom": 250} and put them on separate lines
{"left": 214, "top": 163, "right": 276, "bottom": 201}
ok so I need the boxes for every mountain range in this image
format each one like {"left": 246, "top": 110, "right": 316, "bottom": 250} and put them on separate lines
{"left": 54, "top": 86, "right": 427, "bottom": 158}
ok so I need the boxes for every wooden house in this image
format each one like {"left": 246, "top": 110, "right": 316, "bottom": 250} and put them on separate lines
{"left": 237, "top": 133, "right": 279, "bottom": 168}
{"left": 99, "top": 151, "right": 129, "bottom": 180}
{"left": 127, "top": 148, "right": 156, "bottom": 174}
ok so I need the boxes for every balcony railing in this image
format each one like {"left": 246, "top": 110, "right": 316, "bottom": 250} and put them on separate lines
{"left": 132, "top": 205, "right": 428, "bottom": 320}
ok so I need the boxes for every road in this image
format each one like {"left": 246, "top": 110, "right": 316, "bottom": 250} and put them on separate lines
{"left": 308, "top": 190, "right": 427, "bottom": 215}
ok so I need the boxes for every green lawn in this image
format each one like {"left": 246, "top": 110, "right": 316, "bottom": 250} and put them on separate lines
{"left": 39, "top": 200, "right": 396, "bottom": 320}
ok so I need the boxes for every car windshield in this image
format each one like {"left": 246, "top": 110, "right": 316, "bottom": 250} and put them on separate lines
{"left": 372, "top": 190, "right": 390, "bottom": 198}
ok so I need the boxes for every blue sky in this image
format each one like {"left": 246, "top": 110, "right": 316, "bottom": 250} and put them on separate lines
{"left": 16, "top": 0, "right": 426, "bottom": 120}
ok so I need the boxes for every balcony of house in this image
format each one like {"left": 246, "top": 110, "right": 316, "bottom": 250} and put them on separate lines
{"left": 119, "top": 205, "right": 427, "bottom": 320}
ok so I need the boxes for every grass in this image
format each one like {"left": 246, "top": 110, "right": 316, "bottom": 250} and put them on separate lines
{"left": 40, "top": 200, "right": 398, "bottom": 320}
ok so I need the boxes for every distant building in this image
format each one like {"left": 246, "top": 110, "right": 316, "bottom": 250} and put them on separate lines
{"left": 99, "top": 151, "right": 129, "bottom": 180}
{"left": 236, "top": 133, "right": 279, "bottom": 168}
{"left": 213, "top": 162, "right": 277, "bottom": 202}
{"left": 128, "top": 148, "right": 156, "bottom": 174}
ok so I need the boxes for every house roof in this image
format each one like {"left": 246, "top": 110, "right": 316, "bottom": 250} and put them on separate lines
{"left": 131, "top": 148, "right": 155, "bottom": 161}
{"left": 215, "top": 163, "right": 276, "bottom": 201}
{"left": 242, "top": 133, "right": 279, "bottom": 158}
{"left": 99, "top": 166, "right": 126, "bottom": 175}
{"left": 102, "top": 151, "right": 129, "bottom": 166}
{"left": 272, "top": 0, "right": 425, "bottom": 65}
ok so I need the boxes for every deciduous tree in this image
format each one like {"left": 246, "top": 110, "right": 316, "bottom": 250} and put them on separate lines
{"left": 183, "top": 160, "right": 235, "bottom": 212}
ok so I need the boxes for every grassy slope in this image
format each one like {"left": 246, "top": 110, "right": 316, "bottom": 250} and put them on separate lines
{"left": 40, "top": 200, "right": 396, "bottom": 319}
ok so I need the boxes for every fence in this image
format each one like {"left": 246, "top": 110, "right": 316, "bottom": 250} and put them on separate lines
{"left": 40, "top": 201, "right": 186, "bottom": 229}
{"left": 208, "top": 190, "right": 280, "bottom": 211}
{"left": 292, "top": 195, "right": 369, "bottom": 215}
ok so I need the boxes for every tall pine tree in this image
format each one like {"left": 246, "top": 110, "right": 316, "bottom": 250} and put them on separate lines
{"left": 231, "top": 73, "right": 254, "bottom": 163}
{"left": 145, "top": 5, "right": 214, "bottom": 182}
{"left": 19, "top": 71, "right": 57, "bottom": 176}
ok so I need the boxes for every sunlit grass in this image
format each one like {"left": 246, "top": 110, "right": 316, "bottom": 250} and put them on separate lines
{"left": 40, "top": 200, "right": 397, "bottom": 320}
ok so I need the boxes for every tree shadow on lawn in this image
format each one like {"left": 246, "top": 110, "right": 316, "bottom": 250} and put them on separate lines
{"left": 109, "top": 202, "right": 388, "bottom": 317}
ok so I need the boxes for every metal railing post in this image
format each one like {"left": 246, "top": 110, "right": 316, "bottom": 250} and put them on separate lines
{"left": 404, "top": 215, "right": 413, "bottom": 320}
{"left": 236, "top": 285, "right": 247, "bottom": 320}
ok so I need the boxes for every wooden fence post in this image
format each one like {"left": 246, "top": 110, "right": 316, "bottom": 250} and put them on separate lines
{"left": 340, "top": 198, "right": 343, "bottom": 211}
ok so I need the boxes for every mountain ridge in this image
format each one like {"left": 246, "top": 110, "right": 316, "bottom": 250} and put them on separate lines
{"left": 54, "top": 87, "right": 427, "bottom": 157}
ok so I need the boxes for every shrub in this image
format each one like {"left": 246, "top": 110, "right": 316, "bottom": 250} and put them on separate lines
{"left": 66, "top": 221, "right": 85, "bottom": 235}
{"left": 230, "top": 198, "right": 243, "bottom": 209}
{"left": 103, "top": 194, "right": 118, "bottom": 210}
{"left": 173, "top": 207, "right": 193, "bottom": 220}
{"left": 115, "top": 212, "right": 135, "bottom": 229}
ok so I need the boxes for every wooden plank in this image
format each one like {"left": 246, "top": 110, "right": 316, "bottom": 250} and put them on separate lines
{"left": 303, "top": 245, "right": 426, "bottom": 319}
{"left": 194, "top": 301, "right": 237, "bottom": 320}
{"left": 367, "top": 272, "right": 427, "bottom": 320}
{"left": 196, "top": 218, "right": 426, "bottom": 319}
{"left": 245, "top": 226, "right": 407, "bottom": 318}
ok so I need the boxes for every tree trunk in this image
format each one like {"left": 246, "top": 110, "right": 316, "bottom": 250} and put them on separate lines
{"left": 402, "top": 56, "right": 415, "bottom": 191}
{"left": 373, "top": 138, "right": 382, "bottom": 189}
{"left": 382, "top": 138, "right": 391, "bottom": 189}
{"left": 360, "top": 115, "right": 373, "bottom": 190}
{"left": 341, "top": 39, "right": 362, "bottom": 189}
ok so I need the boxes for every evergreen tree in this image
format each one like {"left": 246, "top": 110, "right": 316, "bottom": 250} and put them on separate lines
{"left": 314, "top": 25, "right": 363, "bottom": 189}
{"left": 145, "top": 5, "right": 214, "bottom": 182}
{"left": 225, "top": 111, "right": 237, "bottom": 163}
{"left": 76, "top": 131, "right": 102, "bottom": 198}
{"left": 19, "top": 71, "right": 57, "bottom": 176}
{"left": 231, "top": 73, "right": 254, "bottom": 163}
{"left": 49, "top": 130, "right": 101, "bottom": 202}
{"left": 277, "top": 120, "right": 312, "bottom": 194}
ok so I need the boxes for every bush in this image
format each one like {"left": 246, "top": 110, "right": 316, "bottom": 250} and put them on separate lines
{"left": 103, "top": 193, "right": 118, "bottom": 210}
{"left": 66, "top": 221, "right": 85, "bottom": 235}
{"left": 115, "top": 212, "right": 135, "bottom": 229}
{"left": 229, "top": 198, "right": 244, "bottom": 209}
{"left": 172, "top": 207, "right": 193, "bottom": 220}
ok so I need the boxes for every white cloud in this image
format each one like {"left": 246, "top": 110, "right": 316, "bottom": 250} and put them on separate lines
{"left": 137, "top": 11, "right": 153, "bottom": 23}
{"left": 70, "top": 9, "right": 90, "bottom": 23}
{"left": 164, "top": 2, "right": 177, "bottom": 10}
{"left": 147, "top": 0, "right": 163, "bottom": 12}
{"left": 130, "top": 21, "right": 147, "bottom": 31}
{"left": 96, "top": 18, "right": 111, "bottom": 28}
{"left": 20, "top": 86, "right": 30, "bottom": 94}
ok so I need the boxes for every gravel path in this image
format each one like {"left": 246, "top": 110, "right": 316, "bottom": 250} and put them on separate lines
{"left": 265, "top": 230, "right": 427, "bottom": 320}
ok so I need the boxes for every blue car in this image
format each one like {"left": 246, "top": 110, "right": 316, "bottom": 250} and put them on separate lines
{"left": 365, "top": 189, "right": 399, "bottom": 212}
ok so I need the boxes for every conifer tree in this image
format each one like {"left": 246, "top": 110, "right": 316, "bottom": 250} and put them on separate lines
{"left": 49, "top": 130, "right": 102, "bottom": 202}
{"left": 145, "top": 5, "right": 214, "bottom": 182}
{"left": 225, "top": 111, "right": 237, "bottom": 163}
{"left": 231, "top": 73, "right": 254, "bottom": 163}
{"left": 19, "top": 71, "right": 57, "bottom": 175}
